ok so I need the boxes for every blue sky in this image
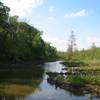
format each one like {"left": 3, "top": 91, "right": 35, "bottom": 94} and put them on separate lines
{"left": 3, "top": 0, "right": 100, "bottom": 51}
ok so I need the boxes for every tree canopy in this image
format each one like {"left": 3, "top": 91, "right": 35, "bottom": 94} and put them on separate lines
{"left": 0, "top": 1, "right": 58, "bottom": 63}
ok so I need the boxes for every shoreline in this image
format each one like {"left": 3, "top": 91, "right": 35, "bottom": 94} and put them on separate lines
{"left": 0, "top": 59, "right": 58, "bottom": 69}
{"left": 47, "top": 73, "right": 100, "bottom": 98}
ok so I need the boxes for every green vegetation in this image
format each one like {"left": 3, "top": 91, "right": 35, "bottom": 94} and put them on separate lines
{"left": 61, "top": 61, "right": 88, "bottom": 67}
{"left": 54, "top": 45, "right": 100, "bottom": 97}
{"left": 51, "top": 73, "right": 100, "bottom": 87}
{"left": 59, "top": 43, "right": 100, "bottom": 66}
{"left": 1, "top": 0, "right": 100, "bottom": 97}
{"left": 0, "top": 1, "right": 58, "bottom": 64}
{"left": 58, "top": 34, "right": 100, "bottom": 86}
{"left": 65, "top": 65, "right": 100, "bottom": 85}
{"left": 58, "top": 31, "right": 100, "bottom": 66}
{"left": 0, "top": 1, "right": 59, "bottom": 96}
{"left": 47, "top": 32, "right": 100, "bottom": 97}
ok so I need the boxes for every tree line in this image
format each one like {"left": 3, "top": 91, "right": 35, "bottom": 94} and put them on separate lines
{"left": 58, "top": 31, "right": 100, "bottom": 64}
{"left": 0, "top": 2, "right": 58, "bottom": 63}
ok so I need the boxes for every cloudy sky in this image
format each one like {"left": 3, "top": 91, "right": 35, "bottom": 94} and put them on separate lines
{"left": 2, "top": 0, "right": 100, "bottom": 51}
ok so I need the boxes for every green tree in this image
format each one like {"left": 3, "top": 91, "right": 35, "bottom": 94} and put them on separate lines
{"left": 0, "top": 2, "right": 10, "bottom": 61}
{"left": 0, "top": 1, "right": 58, "bottom": 63}
{"left": 0, "top": 2, "right": 10, "bottom": 22}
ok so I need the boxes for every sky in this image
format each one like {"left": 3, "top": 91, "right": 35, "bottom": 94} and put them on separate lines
{"left": 2, "top": 0, "right": 100, "bottom": 51}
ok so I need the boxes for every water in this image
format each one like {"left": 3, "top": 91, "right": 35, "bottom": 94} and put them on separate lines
{"left": 0, "top": 61, "right": 99, "bottom": 100}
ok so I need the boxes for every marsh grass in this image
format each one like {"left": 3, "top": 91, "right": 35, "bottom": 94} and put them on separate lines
{"left": 62, "top": 63, "right": 100, "bottom": 86}
{"left": 56, "top": 60, "right": 100, "bottom": 86}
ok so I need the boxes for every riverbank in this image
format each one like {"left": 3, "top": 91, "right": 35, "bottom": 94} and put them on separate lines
{"left": 46, "top": 60, "right": 100, "bottom": 98}
{"left": 60, "top": 60, "right": 88, "bottom": 67}
{"left": 0, "top": 59, "right": 58, "bottom": 69}
{"left": 47, "top": 72, "right": 100, "bottom": 98}
{"left": 0, "top": 61, "right": 99, "bottom": 99}
{"left": 47, "top": 75, "right": 100, "bottom": 97}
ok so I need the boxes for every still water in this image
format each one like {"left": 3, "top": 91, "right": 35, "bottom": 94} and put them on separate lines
{"left": 0, "top": 61, "right": 98, "bottom": 100}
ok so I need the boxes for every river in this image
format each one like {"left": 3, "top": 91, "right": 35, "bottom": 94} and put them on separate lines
{"left": 0, "top": 61, "right": 98, "bottom": 100}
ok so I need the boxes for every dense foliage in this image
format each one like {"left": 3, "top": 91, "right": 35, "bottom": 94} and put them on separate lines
{"left": 0, "top": 2, "right": 58, "bottom": 63}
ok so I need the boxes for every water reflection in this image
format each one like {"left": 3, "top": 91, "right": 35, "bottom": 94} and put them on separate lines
{"left": 44, "top": 61, "right": 65, "bottom": 73}
{"left": 0, "top": 64, "right": 44, "bottom": 99}
{"left": 0, "top": 61, "right": 99, "bottom": 100}
{"left": 46, "top": 61, "right": 99, "bottom": 100}
{"left": 0, "top": 96, "right": 25, "bottom": 100}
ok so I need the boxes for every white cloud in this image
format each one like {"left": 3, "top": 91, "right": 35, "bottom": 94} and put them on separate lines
{"left": 48, "top": 16, "right": 55, "bottom": 21}
{"left": 87, "top": 36, "right": 100, "bottom": 48}
{"left": 87, "top": 37, "right": 100, "bottom": 44}
{"left": 65, "top": 9, "right": 88, "bottom": 18}
{"left": 49, "top": 6, "right": 54, "bottom": 13}
{"left": 42, "top": 35, "right": 66, "bottom": 51}
{"left": 2, "top": 0, "right": 44, "bottom": 17}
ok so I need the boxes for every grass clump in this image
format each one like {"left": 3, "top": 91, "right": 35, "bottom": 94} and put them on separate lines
{"left": 65, "top": 76, "right": 87, "bottom": 86}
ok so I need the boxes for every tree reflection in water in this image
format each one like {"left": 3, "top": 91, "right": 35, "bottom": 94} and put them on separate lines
{"left": 0, "top": 64, "right": 44, "bottom": 99}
